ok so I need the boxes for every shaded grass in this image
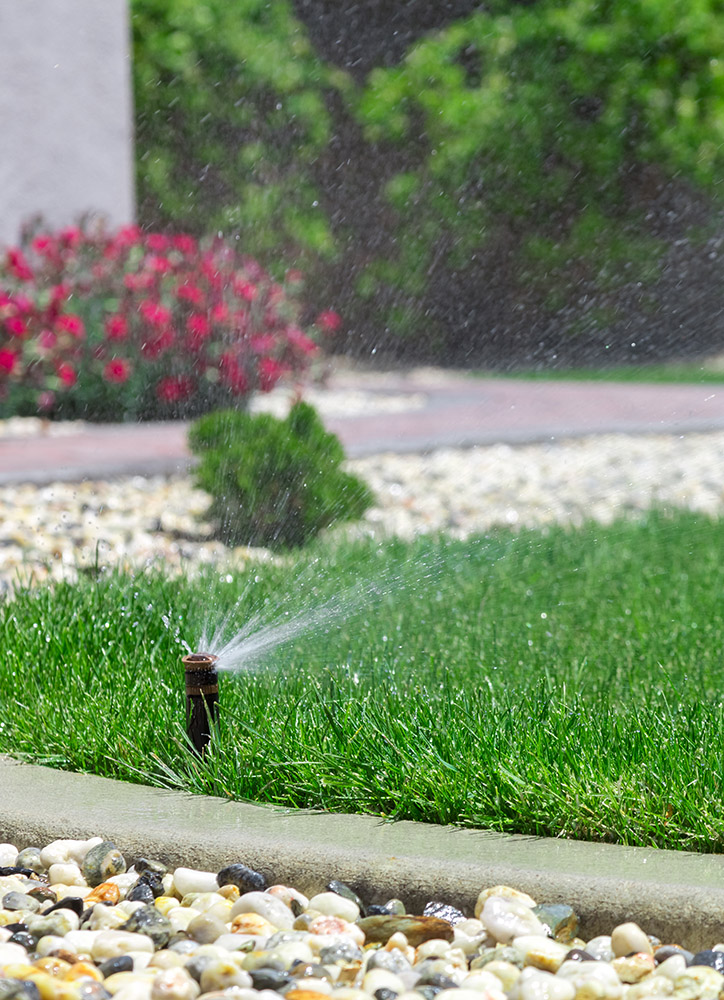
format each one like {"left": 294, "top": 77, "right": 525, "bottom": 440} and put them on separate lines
{"left": 2, "top": 510, "right": 724, "bottom": 851}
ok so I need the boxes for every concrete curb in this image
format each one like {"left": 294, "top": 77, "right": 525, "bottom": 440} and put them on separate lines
{"left": 3, "top": 756, "right": 724, "bottom": 950}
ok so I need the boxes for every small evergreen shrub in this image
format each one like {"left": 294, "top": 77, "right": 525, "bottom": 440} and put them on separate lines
{"left": 188, "top": 401, "right": 374, "bottom": 550}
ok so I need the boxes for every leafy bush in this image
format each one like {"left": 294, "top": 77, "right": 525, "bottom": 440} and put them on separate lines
{"left": 188, "top": 401, "right": 373, "bottom": 550}
{"left": 131, "top": 0, "right": 348, "bottom": 269}
{"left": 348, "top": 0, "right": 724, "bottom": 361}
{"left": 0, "top": 223, "right": 334, "bottom": 421}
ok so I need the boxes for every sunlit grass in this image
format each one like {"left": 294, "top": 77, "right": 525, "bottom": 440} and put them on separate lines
{"left": 2, "top": 510, "right": 724, "bottom": 851}
{"left": 486, "top": 359, "right": 724, "bottom": 383}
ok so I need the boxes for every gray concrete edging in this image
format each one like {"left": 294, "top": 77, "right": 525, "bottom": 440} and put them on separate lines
{"left": 2, "top": 756, "right": 724, "bottom": 951}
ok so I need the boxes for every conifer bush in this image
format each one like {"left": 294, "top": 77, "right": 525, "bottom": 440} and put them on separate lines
{"left": 188, "top": 401, "right": 374, "bottom": 550}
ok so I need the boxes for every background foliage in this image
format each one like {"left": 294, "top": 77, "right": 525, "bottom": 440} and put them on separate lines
{"left": 132, "top": 0, "right": 724, "bottom": 367}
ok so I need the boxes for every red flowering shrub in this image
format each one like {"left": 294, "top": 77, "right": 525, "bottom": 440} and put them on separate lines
{"left": 0, "top": 223, "right": 333, "bottom": 421}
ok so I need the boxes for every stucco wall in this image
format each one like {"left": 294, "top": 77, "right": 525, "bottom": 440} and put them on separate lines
{"left": 0, "top": 0, "right": 135, "bottom": 246}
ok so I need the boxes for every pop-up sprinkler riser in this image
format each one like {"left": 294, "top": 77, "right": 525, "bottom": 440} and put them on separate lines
{"left": 182, "top": 653, "right": 219, "bottom": 755}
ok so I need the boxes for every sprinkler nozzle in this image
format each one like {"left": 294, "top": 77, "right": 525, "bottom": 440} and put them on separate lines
{"left": 182, "top": 653, "right": 219, "bottom": 756}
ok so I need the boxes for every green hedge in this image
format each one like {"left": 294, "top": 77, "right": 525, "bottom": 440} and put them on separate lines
{"left": 132, "top": 0, "right": 724, "bottom": 366}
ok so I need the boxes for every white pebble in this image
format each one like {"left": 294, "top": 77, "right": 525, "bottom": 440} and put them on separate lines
{"left": 230, "top": 890, "right": 294, "bottom": 930}
{"left": 362, "top": 969, "right": 406, "bottom": 995}
{"left": 481, "top": 896, "right": 546, "bottom": 943}
{"left": 150, "top": 967, "right": 200, "bottom": 1000}
{"left": 308, "top": 891, "right": 360, "bottom": 923}
{"left": 92, "top": 930, "right": 156, "bottom": 960}
{"left": 511, "top": 968, "right": 575, "bottom": 1000}
{"left": 0, "top": 845, "right": 18, "bottom": 867}
{"left": 172, "top": 867, "right": 219, "bottom": 897}
{"left": 48, "top": 861, "right": 86, "bottom": 886}
{"left": 611, "top": 922, "right": 653, "bottom": 957}
{"left": 0, "top": 940, "right": 32, "bottom": 964}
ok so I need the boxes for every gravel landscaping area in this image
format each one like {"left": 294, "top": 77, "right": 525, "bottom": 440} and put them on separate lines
{"left": 1, "top": 425, "right": 724, "bottom": 593}
{"left": 1, "top": 834, "right": 724, "bottom": 1000}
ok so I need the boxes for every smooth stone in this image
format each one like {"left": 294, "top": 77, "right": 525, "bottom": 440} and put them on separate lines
{"left": 319, "top": 941, "right": 364, "bottom": 965}
{"left": 2, "top": 893, "right": 39, "bottom": 914}
{"left": 27, "top": 911, "right": 79, "bottom": 937}
{"left": 611, "top": 953, "right": 656, "bottom": 983}
{"left": 78, "top": 985, "right": 112, "bottom": 1000}
{"left": 368, "top": 950, "right": 413, "bottom": 975}
{"left": 326, "top": 881, "right": 366, "bottom": 918}
{"left": 453, "top": 919, "right": 490, "bottom": 957}
{"left": 308, "top": 892, "right": 360, "bottom": 924}
{"left": 172, "top": 872, "right": 219, "bottom": 898}
{"left": 460, "top": 970, "right": 507, "bottom": 994}
{"left": 655, "top": 947, "right": 693, "bottom": 966}
{"left": 672, "top": 967, "right": 724, "bottom": 999}
{"left": 48, "top": 863, "right": 85, "bottom": 887}
{"left": 585, "top": 938, "right": 614, "bottom": 963}
{"left": 89, "top": 905, "right": 132, "bottom": 932}
{"left": 564, "top": 950, "right": 596, "bottom": 963}
{"left": 482, "top": 961, "right": 521, "bottom": 992}
{"left": 45, "top": 896, "right": 85, "bottom": 918}
{"left": 86, "top": 884, "right": 122, "bottom": 907}
{"left": 368, "top": 901, "right": 407, "bottom": 917}
{"left": 28, "top": 888, "right": 57, "bottom": 906}
{"left": 513, "top": 936, "right": 571, "bottom": 973}
{"left": 99, "top": 957, "right": 135, "bottom": 978}
{"left": 122, "top": 907, "right": 173, "bottom": 948}
{"left": 358, "top": 917, "right": 454, "bottom": 948}
{"left": 248, "top": 968, "right": 293, "bottom": 992}
{"left": 690, "top": 951, "right": 724, "bottom": 973}
{"left": 198, "top": 961, "right": 252, "bottom": 993}
{"left": 363, "top": 969, "right": 406, "bottom": 995}
{"left": 8, "top": 932, "right": 36, "bottom": 951}
{"left": 82, "top": 845, "right": 127, "bottom": 889}
{"left": 657, "top": 956, "right": 690, "bottom": 981}
{"left": 91, "top": 931, "right": 156, "bottom": 960}
{"left": 34, "top": 933, "right": 70, "bottom": 956}
{"left": 512, "top": 967, "right": 575, "bottom": 1000}
{"left": 230, "top": 892, "right": 294, "bottom": 931}
{"left": 423, "top": 904, "right": 466, "bottom": 928}
{"left": 0, "top": 942, "right": 29, "bottom": 964}
{"left": 134, "top": 860, "right": 168, "bottom": 878}
{"left": 290, "top": 963, "right": 334, "bottom": 983}
{"left": 471, "top": 946, "right": 525, "bottom": 972}
{"left": 480, "top": 898, "right": 546, "bottom": 945}
{"left": 475, "top": 889, "right": 536, "bottom": 921}
{"left": 15, "top": 850, "right": 45, "bottom": 876}
{"left": 150, "top": 968, "right": 199, "bottom": 1000}
{"left": 127, "top": 885, "right": 155, "bottom": 907}
{"left": 0, "top": 980, "right": 41, "bottom": 1000}
{"left": 626, "top": 975, "right": 674, "bottom": 1000}
{"left": 436, "top": 991, "right": 496, "bottom": 1000}
{"left": 216, "top": 866, "right": 266, "bottom": 895}
{"left": 556, "top": 960, "right": 623, "bottom": 1000}
{"left": 186, "top": 916, "right": 227, "bottom": 946}
{"left": 531, "top": 905, "right": 578, "bottom": 944}
{"left": 611, "top": 923, "right": 653, "bottom": 958}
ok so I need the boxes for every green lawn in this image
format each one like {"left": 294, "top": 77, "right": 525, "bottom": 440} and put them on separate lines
{"left": 3, "top": 510, "right": 724, "bottom": 852}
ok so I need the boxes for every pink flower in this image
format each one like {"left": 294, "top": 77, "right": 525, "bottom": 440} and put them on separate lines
{"left": 146, "top": 254, "right": 172, "bottom": 274}
{"left": 250, "top": 334, "right": 276, "bottom": 354}
{"left": 58, "top": 226, "right": 83, "bottom": 248}
{"left": 56, "top": 362, "right": 77, "bottom": 387}
{"left": 172, "top": 235, "right": 197, "bottom": 255}
{"left": 38, "top": 329, "right": 57, "bottom": 351}
{"left": 139, "top": 300, "right": 172, "bottom": 328}
{"left": 233, "top": 278, "right": 257, "bottom": 302}
{"left": 5, "top": 316, "right": 27, "bottom": 337}
{"left": 56, "top": 314, "right": 85, "bottom": 339}
{"left": 258, "top": 357, "right": 289, "bottom": 391}
{"left": 124, "top": 272, "right": 156, "bottom": 293}
{"left": 32, "top": 235, "right": 56, "bottom": 256}
{"left": 286, "top": 325, "right": 318, "bottom": 356}
{"left": 103, "top": 358, "right": 131, "bottom": 383}
{"left": 114, "top": 225, "right": 143, "bottom": 248}
{"left": 105, "top": 314, "right": 128, "bottom": 341}
{"left": 210, "top": 303, "right": 229, "bottom": 324}
{"left": 141, "top": 329, "right": 174, "bottom": 358}
{"left": 219, "top": 352, "right": 249, "bottom": 394}
{"left": 146, "top": 233, "right": 170, "bottom": 252}
{"left": 0, "top": 348, "right": 19, "bottom": 374}
{"left": 186, "top": 314, "right": 211, "bottom": 338}
{"left": 177, "top": 283, "right": 204, "bottom": 306}
{"left": 6, "top": 248, "right": 33, "bottom": 281}
{"left": 316, "top": 309, "right": 342, "bottom": 333}
{"left": 156, "top": 375, "right": 195, "bottom": 402}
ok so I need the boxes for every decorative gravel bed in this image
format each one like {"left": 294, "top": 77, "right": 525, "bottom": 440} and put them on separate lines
{"left": 2, "top": 429, "right": 724, "bottom": 593}
{"left": 1, "top": 835, "right": 722, "bottom": 1000}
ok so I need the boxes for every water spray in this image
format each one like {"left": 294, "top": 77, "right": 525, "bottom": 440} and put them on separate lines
{"left": 182, "top": 653, "right": 219, "bottom": 755}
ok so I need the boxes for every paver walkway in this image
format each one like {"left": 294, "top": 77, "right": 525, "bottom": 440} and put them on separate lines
{"left": 2, "top": 370, "right": 724, "bottom": 485}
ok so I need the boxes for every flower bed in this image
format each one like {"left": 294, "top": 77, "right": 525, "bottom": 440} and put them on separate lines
{"left": 0, "top": 224, "right": 340, "bottom": 422}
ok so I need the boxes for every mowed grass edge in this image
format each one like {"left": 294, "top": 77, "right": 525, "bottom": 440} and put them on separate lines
{"left": 1, "top": 509, "right": 723, "bottom": 852}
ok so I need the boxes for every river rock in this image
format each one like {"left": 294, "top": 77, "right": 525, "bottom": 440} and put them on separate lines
{"left": 0, "top": 980, "right": 41, "bottom": 1000}
{"left": 325, "top": 881, "right": 366, "bottom": 917}
{"left": 230, "top": 892, "right": 294, "bottom": 931}
{"left": 82, "top": 844, "right": 126, "bottom": 888}
{"left": 611, "top": 922, "right": 653, "bottom": 958}
{"left": 475, "top": 888, "right": 537, "bottom": 921}
{"left": 512, "top": 967, "right": 576, "bottom": 1000}
{"left": 358, "top": 915, "right": 454, "bottom": 947}
{"left": 186, "top": 915, "right": 227, "bottom": 945}
{"left": 532, "top": 905, "right": 579, "bottom": 943}
{"left": 2, "top": 892, "right": 39, "bottom": 913}
{"left": 612, "top": 952, "right": 656, "bottom": 983}
{"left": 690, "top": 950, "right": 724, "bottom": 973}
{"left": 556, "top": 958, "right": 623, "bottom": 1000}
{"left": 367, "top": 900, "right": 406, "bottom": 917}
{"left": 585, "top": 937, "right": 614, "bottom": 962}
{"left": 672, "top": 967, "right": 724, "bottom": 1000}
{"left": 216, "top": 865, "right": 266, "bottom": 895}
{"left": 150, "top": 968, "right": 199, "bottom": 1000}
{"left": 423, "top": 902, "right": 467, "bottom": 927}
{"left": 15, "top": 849, "right": 45, "bottom": 875}
{"left": 480, "top": 897, "right": 546, "bottom": 944}
{"left": 307, "top": 892, "right": 360, "bottom": 924}
{"left": 513, "top": 936, "right": 572, "bottom": 973}
{"left": 626, "top": 975, "right": 674, "bottom": 1000}
{"left": 122, "top": 907, "right": 173, "bottom": 949}
{"left": 198, "top": 960, "right": 252, "bottom": 993}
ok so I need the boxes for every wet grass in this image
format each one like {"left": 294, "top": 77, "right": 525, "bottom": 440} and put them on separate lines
{"left": 2, "top": 509, "right": 724, "bottom": 851}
